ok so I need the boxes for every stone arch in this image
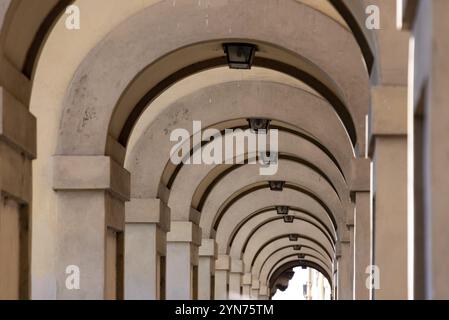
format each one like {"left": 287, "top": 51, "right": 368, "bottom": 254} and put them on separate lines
{"left": 215, "top": 188, "right": 338, "bottom": 255}
{"left": 269, "top": 259, "right": 333, "bottom": 296}
{"left": 127, "top": 81, "right": 355, "bottom": 200}
{"left": 260, "top": 249, "right": 332, "bottom": 286}
{"left": 241, "top": 220, "right": 334, "bottom": 271}
{"left": 57, "top": 0, "right": 369, "bottom": 159}
{"left": 251, "top": 239, "right": 331, "bottom": 279}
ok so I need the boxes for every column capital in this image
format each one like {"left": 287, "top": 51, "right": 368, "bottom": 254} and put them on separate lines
{"left": 230, "top": 258, "right": 244, "bottom": 274}
{"left": 335, "top": 243, "right": 342, "bottom": 259}
{"left": 125, "top": 198, "right": 170, "bottom": 232}
{"left": 0, "top": 87, "right": 36, "bottom": 159}
{"left": 199, "top": 238, "right": 217, "bottom": 257}
{"left": 242, "top": 273, "right": 252, "bottom": 285}
{"left": 259, "top": 285, "right": 268, "bottom": 296}
{"left": 167, "top": 221, "right": 201, "bottom": 245}
{"left": 215, "top": 254, "right": 231, "bottom": 271}
{"left": 339, "top": 228, "right": 351, "bottom": 244}
{"left": 350, "top": 158, "right": 371, "bottom": 194}
{"left": 369, "top": 85, "right": 408, "bottom": 156}
{"left": 335, "top": 240, "right": 350, "bottom": 259}
{"left": 0, "top": 139, "right": 32, "bottom": 203}
{"left": 0, "top": 56, "right": 32, "bottom": 104}
{"left": 52, "top": 155, "right": 130, "bottom": 201}
{"left": 251, "top": 279, "right": 260, "bottom": 290}
{"left": 345, "top": 203, "right": 355, "bottom": 227}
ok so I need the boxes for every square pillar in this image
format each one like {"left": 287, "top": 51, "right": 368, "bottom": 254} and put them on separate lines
{"left": 251, "top": 279, "right": 260, "bottom": 300}
{"left": 242, "top": 273, "right": 252, "bottom": 300}
{"left": 166, "top": 221, "right": 201, "bottom": 300}
{"left": 337, "top": 239, "right": 353, "bottom": 300}
{"left": 0, "top": 86, "right": 35, "bottom": 299}
{"left": 426, "top": 2, "right": 449, "bottom": 299}
{"left": 125, "top": 198, "right": 170, "bottom": 300}
{"left": 214, "top": 255, "right": 230, "bottom": 300}
{"left": 259, "top": 284, "right": 269, "bottom": 300}
{"left": 353, "top": 192, "right": 371, "bottom": 300}
{"left": 370, "top": 86, "right": 408, "bottom": 300}
{"left": 198, "top": 239, "right": 217, "bottom": 300}
{"left": 229, "top": 258, "right": 244, "bottom": 300}
{"left": 344, "top": 194, "right": 356, "bottom": 301}
{"left": 350, "top": 158, "right": 371, "bottom": 300}
{"left": 369, "top": 85, "right": 408, "bottom": 299}
{"left": 53, "top": 156, "right": 130, "bottom": 299}
{"left": 332, "top": 260, "right": 338, "bottom": 300}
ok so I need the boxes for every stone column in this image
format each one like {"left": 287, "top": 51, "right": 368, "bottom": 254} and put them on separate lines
{"left": 332, "top": 258, "right": 338, "bottom": 300}
{"left": 259, "top": 284, "right": 269, "bottom": 300}
{"left": 198, "top": 239, "right": 217, "bottom": 300}
{"left": 353, "top": 191, "right": 371, "bottom": 300}
{"left": 427, "top": 1, "right": 449, "bottom": 299}
{"left": 350, "top": 158, "right": 371, "bottom": 300}
{"left": 214, "top": 255, "right": 230, "bottom": 300}
{"left": 53, "top": 156, "right": 130, "bottom": 299}
{"left": 124, "top": 198, "right": 170, "bottom": 300}
{"left": 345, "top": 195, "right": 356, "bottom": 300}
{"left": 369, "top": 86, "right": 408, "bottom": 299}
{"left": 242, "top": 273, "right": 252, "bottom": 299}
{"left": 251, "top": 279, "right": 260, "bottom": 300}
{"left": 229, "top": 258, "right": 244, "bottom": 300}
{"left": 166, "top": 221, "right": 201, "bottom": 300}
{"left": 0, "top": 86, "right": 35, "bottom": 299}
{"left": 336, "top": 239, "right": 353, "bottom": 300}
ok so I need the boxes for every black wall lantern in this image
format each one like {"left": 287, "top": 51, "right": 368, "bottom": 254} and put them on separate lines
{"left": 276, "top": 206, "right": 289, "bottom": 215}
{"left": 223, "top": 43, "right": 257, "bottom": 69}
{"left": 248, "top": 118, "right": 271, "bottom": 133}
{"left": 289, "top": 234, "right": 298, "bottom": 241}
{"left": 269, "top": 181, "right": 285, "bottom": 191}
{"left": 283, "top": 215, "right": 294, "bottom": 223}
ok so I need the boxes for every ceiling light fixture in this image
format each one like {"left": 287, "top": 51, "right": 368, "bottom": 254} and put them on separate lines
{"left": 276, "top": 206, "right": 289, "bottom": 215}
{"left": 223, "top": 43, "right": 257, "bottom": 69}
{"left": 269, "top": 181, "right": 285, "bottom": 191}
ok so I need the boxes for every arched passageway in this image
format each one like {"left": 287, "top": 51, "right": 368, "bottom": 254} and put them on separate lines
{"left": 0, "top": 0, "right": 447, "bottom": 301}
{"left": 272, "top": 266, "right": 332, "bottom": 300}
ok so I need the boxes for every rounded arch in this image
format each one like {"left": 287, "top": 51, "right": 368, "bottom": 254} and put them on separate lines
{"left": 57, "top": 0, "right": 369, "bottom": 159}
{"left": 187, "top": 154, "right": 344, "bottom": 227}
{"left": 232, "top": 211, "right": 335, "bottom": 257}
{"left": 214, "top": 187, "right": 339, "bottom": 254}
{"left": 127, "top": 81, "right": 354, "bottom": 201}
{"left": 260, "top": 248, "right": 332, "bottom": 285}
{"left": 0, "top": 0, "right": 379, "bottom": 81}
{"left": 251, "top": 238, "right": 331, "bottom": 278}
{"left": 229, "top": 207, "right": 331, "bottom": 258}
{"left": 269, "top": 260, "right": 333, "bottom": 294}
{"left": 246, "top": 234, "right": 334, "bottom": 274}
{"left": 268, "top": 257, "right": 333, "bottom": 285}
{"left": 0, "top": 0, "right": 74, "bottom": 77}
{"left": 155, "top": 126, "right": 351, "bottom": 224}
{"left": 241, "top": 220, "right": 335, "bottom": 271}
{"left": 212, "top": 182, "right": 339, "bottom": 241}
